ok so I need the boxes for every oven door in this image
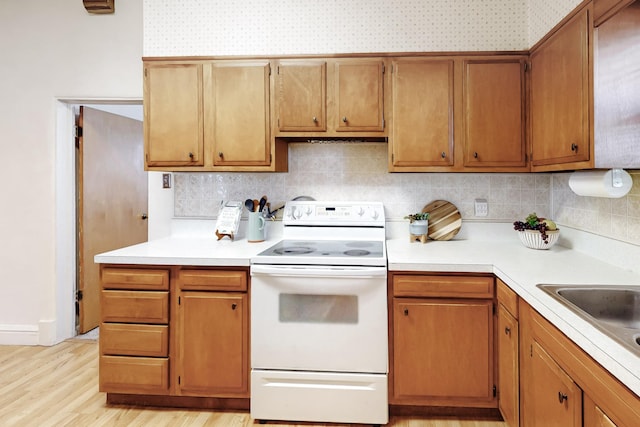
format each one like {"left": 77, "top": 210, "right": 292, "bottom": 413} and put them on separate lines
{"left": 250, "top": 264, "right": 388, "bottom": 373}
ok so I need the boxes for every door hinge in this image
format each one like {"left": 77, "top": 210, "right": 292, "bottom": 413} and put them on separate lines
{"left": 75, "top": 125, "right": 83, "bottom": 138}
{"left": 493, "top": 385, "right": 497, "bottom": 397}
{"left": 530, "top": 344, "right": 533, "bottom": 358}
{"left": 178, "top": 375, "right": 181, "bottom": 385}
{"left": 178, "top": 296, "right": 181, "bottom": 305}
{"left": 493, "top": 303, "right": 496, "bottom": 315}
{"left": 76, "top": 290, "right": 83, "bottom": 301}
{"left": 382, "top": 63, "right": 385, "bottom": 74}
{"left": 525, "top": 61, "right": 531, "bottom": 72}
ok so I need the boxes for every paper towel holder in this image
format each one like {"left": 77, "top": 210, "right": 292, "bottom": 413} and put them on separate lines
{"left": 568, "top": 168, "right": 633, "bottom": 198}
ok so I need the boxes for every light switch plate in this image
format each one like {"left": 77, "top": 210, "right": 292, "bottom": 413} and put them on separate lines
{"left": 162, "top": 173, "right": 171, "bottom": 189}
{"left": 474, "top": 198, "right": 488, "bottom": 217}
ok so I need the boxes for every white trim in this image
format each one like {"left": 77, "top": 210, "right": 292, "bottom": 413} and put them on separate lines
{"left": 0, "top": 324, "right": 39, "bottom": 346}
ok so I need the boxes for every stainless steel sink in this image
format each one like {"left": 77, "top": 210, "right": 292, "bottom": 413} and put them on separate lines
{"left": 537, "top": 284, "right": 640, "bottom": 356}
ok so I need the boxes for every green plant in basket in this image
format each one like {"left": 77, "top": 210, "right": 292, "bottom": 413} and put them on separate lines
{"left": 513, "top": 212, "right": 558, "bottom": 244}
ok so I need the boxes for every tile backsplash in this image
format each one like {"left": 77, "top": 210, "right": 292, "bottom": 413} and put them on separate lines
{"left": 175, "top": 143, "right": 640, "bottom": 247}
{"left": 175, "top": 142, "right": 552, "bottom": 222}
{"left": 552, "top": 171, "right": 640, "bottom": 245}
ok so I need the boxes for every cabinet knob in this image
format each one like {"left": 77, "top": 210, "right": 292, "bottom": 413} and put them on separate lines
{"left": 342, "top": 116, "right": 348, "bottom": 123}
{"left": 312, "top": 116, "right": 318, "bottom": 123}
{"left": 571, "top": 143, "right": 578, "bottom": 152}
{"left": 504, "top": 326, "right": 511, "bottom": 335}
{"left": 231, "top": 303, "right": 237, "bottom": 310}
{"left": 474, "top": 152, "right": 478, "bottom": 159}
{"left": 140, "top": 213, "right": 148, "bottom": 220}
{"left": 188, "top": 152, "right": 194, "bottom": 159}
{"left": 441, "top": 152, "right": 446, "bottom": 159}
{"left": 558, "top": 392, "right": 568, "bottom": 403}
{"left": 403, "top": 308, "right": 409, "bottom": 316}
{"left": 218, "top": 152, "right": 224, "bottom": 158}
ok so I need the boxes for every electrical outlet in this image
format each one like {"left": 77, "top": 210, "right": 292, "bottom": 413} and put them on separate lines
{"left": 162, "top": 173, "right": 171, "bottom": 189}
{"left": 474, "top": 198, "right": 488, "bottom": 217}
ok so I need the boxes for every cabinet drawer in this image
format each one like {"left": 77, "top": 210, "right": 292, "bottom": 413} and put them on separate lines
{"left": 393, "top": 275, "right": 494, "bottom": 298}
{"left": 102, "top": 267, "right": 169, "bottom": 290}
{"left": 99, "top": 355, "right": 169, "bottom": 394}
{"left": 179, "top": 269, "right": 247, "bottom": 291}
{"left": 101, "top": 290, "right": 169, "bottom": 324}
{"left": 497, "top": 278, "right": 518, "bottom": 318}
{"left": 101, "top": 323, "right": 168, "bottom": 357}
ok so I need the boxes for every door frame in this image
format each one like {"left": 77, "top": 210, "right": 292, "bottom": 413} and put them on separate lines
{"left": 54, "top": 98, "right": 142, "bottom": 343}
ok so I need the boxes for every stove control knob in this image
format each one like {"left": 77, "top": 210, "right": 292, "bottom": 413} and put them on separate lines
{"left": 305, "top": 207, "right": 313, "bottom": 216}
{"left": 294, "top": 208, "right": 303, "bottom": 219}
{"left": 370, "top": 209, "right": 380, "bottom": 220}
{"left": 356, "top": 207, "right": 365, "bottom": 216}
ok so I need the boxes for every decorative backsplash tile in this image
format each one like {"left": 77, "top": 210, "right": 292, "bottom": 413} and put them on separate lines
{"left": 552, "top": 172, "right": 640, "bottom": 245}
{"left": 174, "top": 143, "right": 552, "bottom": 223}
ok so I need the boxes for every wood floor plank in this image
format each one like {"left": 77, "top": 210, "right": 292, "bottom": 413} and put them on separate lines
{"left": 0, "top": 341, "right": 506, "bottom": 427}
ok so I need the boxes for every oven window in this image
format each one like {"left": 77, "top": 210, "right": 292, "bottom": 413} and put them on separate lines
{"left": 279, "top": 294, "right": 358, "bottom": 323}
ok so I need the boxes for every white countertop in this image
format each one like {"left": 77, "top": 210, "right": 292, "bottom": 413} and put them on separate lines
{"left": 95, "top": 220, "right": 640, "bottom": 397}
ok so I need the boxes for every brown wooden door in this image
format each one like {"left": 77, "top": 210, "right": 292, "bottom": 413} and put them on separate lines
{"left": 390, "top": 59, "right": 455, "bottom": 168}
{"left": 144, "top": 62, "right": 204, "bottom": 166}
{"left": 77, "top": 107, "right": 148, "bottom": 333}
{"left": 207, "top": 61, "right": 271, "bottom": 166}
{"left": 525, "top": 341, "right": 582, "bottom": 427}
{"left": 276, "top": 60, "right": 327, "bottom": 132}
{"left": 177, "top": 291, "right": 249, "bottom": 397}
{"left": 392, "top": 297, "right": 495, "bottom": 406}
{"left": 463, "top": 59, "right": 527, "bottom": 168}
{"left": 498, "top": 303, "right": 520, "bottom": 427}
{"left": 334, "top": 59, "right": 385, "bottom": 132}
{"left": 530, "top": 7, "right": 591, "bottom": 168}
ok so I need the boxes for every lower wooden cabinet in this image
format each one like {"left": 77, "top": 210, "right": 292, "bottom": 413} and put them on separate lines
{"left": 99, "top": 267, "right": 170, "bottom": 395}
{"left": 519, "top": 299, "right": 640, "bottom": 427}
{"left": 497, "top": 279, "right": 520, "bottom": 427}
{"left": 390, "top": 273, "right": 496, "bottom": 408}
{"left": 99, "top": 265, "right": 250, "bottom": 405}
{"left": 176, "top": 291, "right": 248, "bottom": 397}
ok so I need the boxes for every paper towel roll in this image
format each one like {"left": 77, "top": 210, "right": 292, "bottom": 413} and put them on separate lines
{"left": 568, "top": 169, "right": 632, "bottom": 198}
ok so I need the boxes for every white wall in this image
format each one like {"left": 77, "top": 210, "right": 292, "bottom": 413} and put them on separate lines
{"left": 0, "top": 0, "right": 142, "bottom": 344}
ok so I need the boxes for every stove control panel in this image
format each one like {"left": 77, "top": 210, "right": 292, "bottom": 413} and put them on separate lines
{"left": 283, "top": 201, "right": 385, "bottom": 226}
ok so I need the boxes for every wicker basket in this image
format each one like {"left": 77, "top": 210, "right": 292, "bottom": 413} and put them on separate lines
{"left": 517, "top": 229, "right": 560, "bottom": 250}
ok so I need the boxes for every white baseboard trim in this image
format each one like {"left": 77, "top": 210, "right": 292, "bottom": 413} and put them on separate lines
{"left": 0, "top": 324, "right": 39, "bottom": 345}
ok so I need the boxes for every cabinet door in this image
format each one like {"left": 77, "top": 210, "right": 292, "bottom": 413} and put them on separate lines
{"left": 390, "top": 59, "right": 454, "bottom": 168}
{"left": 144, "top": 63, "right": 204, "bottom": 166}
{"left": 525, "top": 341, "right": 582, "bottom": 427}
{"left": 334, "top": 60, "right": 385, "bottom": 132}
{"left": 498, "top": 304, "right": 520, "bottom": 427}
{"left": 392, "top": 298, "right": 495, "bottom": 406}
{"left": 177, "top": 292, "right": 248, "bottom": 397}
{"left": 276, "top": 61, "right": 326, "bottom": 132}
{"left": 530, "top": 7, "right": 592, "bottom": 169}
{"left": 206, "top": 61, "right": 271, "bottom": 166}
{"left": 463, "top": 59, "right": 527, "bottom": 169}
{"left": 584, "top": 394, "right": 619, "bottom": 427}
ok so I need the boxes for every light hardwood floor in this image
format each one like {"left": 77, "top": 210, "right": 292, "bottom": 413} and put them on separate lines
{"left": 0, "top": 340, "right": 506, "bottom": 427}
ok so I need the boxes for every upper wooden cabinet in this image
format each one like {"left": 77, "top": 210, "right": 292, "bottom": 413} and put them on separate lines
{"left": 144, "top": 59, "right": 286, "bottom": 172}
{"left": 463, "top": 59, "right": 527, "bottom": 169}
{"left": 530, "top": 5, "right": 593, "bottom": 171}
{"left": 275, "top": 60, "right": 327, "bottom": 132}
{"left": 205, "top": 61, "right": 271, "bottom": 167}
{"left": 274, "top": 58, "right": 387, "bottom": 138}
{"left": 389, "top": 59, "right": 454, "bottom": 170}
{"left": 389, "top": 56, "right": 527, "bottom": 172}
{"left": 144, "top": 63, "right": 204, "bottom": 167}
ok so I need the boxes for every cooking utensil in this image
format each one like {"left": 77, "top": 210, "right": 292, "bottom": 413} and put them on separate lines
{"left": 253, "top": 199, "right": 259, "bottom": 212}
{"left": 259, "top": 196, "right": 267, "bottom": 213}
{"left": 421, "top": 200, "right": 462, "bottom": 241}
{"left": 245, "top": 199, "right": 254, "bottom": 212}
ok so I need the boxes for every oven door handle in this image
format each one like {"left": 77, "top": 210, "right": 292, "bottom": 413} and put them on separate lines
{"left": 251, "top": 264, "right": 386, "bottom": 278}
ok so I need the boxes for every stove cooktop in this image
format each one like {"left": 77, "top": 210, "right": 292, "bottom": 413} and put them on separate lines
{"left": 257, "top": 240, "right": 384, "bottom": 259}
